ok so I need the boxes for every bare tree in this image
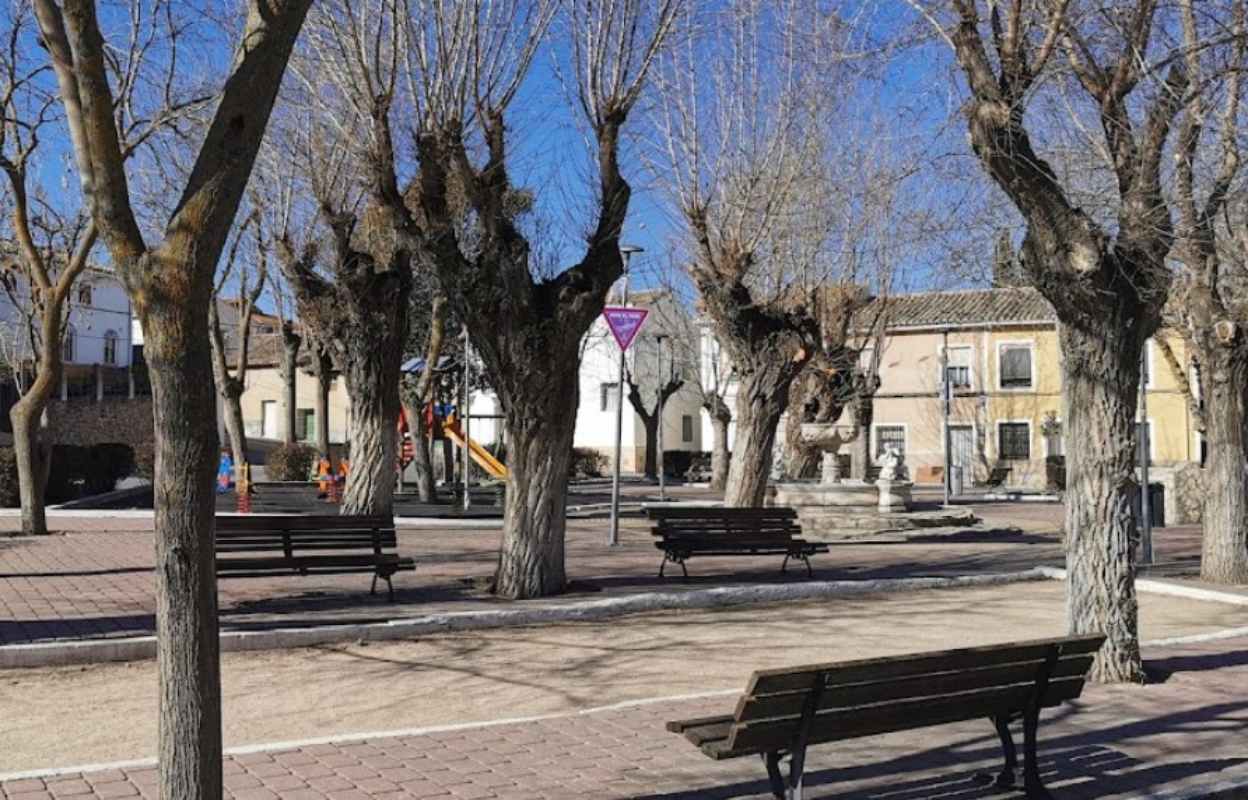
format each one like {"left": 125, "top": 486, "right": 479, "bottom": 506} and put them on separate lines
{"left": 404, "top": 278, "right": 449, "bottom": 502}
{"left": 208, "top": 211, "right": 267, "bottom": 478}
{"left": 2, "top": 1, "right": 203, "bottom": 534}
{"left": 1166, "top": 0, "right": 1248, "bottom": 583}
{"left": 650, "top": 0, "right": 887, "bottom": 506}
{"left": 279, "top": 1, "right": 420, "bottom": 517}
{"left": 33, "top": 1, "right": 313, "bottom": 795}
{"left": 623, "top": 332, "right": 685, "bottom": 479}
{"left": 905, "top": 0, "right": 1237, "bottom": 682}
{"left": 407, "top": 0, "right": 681, "bottom": 598}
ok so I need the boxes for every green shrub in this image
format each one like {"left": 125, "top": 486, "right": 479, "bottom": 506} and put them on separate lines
{"left": 45, "top": 443, "right": 135, "bottom": 501}
{"left": 87, "top": 443, "right": 136, "bottom": 495}
{"left": 0, "top": 448, "right": 18, "bottom": 508}
{"left": 267, "top": 442, "right": 317, "bottom": 482}
{"left": 46, "top": 445, "right": 85, "bottom": 503}
{"left": 569, "top": 447, "right": 609, "bottom": 479}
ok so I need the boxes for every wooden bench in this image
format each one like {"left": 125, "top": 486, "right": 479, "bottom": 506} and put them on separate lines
{"left": 984, "top": 465, "right": 1013, "bottom": 488}
{"left": 647, "top": 507, "right": 828, "bottom": 578}
{"left": 667, "top": 634, "right": 1105, "bottom": 800}
{"left": 215, "top": 515, "right": 415, "bottom": 601}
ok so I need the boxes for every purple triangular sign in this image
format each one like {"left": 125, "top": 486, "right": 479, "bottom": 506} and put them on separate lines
{"left": 602, "top": 306, "right": 649, "bottom": 352}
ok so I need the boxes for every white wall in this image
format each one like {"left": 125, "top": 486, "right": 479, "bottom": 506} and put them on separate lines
{"left": 0, "top": 269, "right": 133, "bottom": 368}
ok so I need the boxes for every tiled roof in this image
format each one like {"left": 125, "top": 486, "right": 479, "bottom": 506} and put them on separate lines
{"left": 860, "top": 287, "right": 1057, "bottom": 329}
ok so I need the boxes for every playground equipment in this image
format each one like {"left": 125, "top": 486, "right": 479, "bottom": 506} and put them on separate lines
{"left": 443, "top": 414, "right": 508, "bottom": 480}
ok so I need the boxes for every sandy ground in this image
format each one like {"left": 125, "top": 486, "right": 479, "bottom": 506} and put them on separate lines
{"left": 2, "top": 581, "right": 1244, "bottom": 774}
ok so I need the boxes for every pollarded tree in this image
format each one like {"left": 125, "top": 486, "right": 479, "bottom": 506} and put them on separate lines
{"left": 907, "top": 0, "right": 1236, "bottom": 681}
{"left": 409, "top": 0, "right": 682, "bottom": 598}
{"left": 33, "top": 0, "right": 313, "bottom": 794}
{"left": 651, "top": 0, "right": 892, "bottom": 506}
{"left": 278, "top": 5, "right": 419, "bottom": 517}
{"left": 1167, "top": 0, "right": 1248, "bottom": 583}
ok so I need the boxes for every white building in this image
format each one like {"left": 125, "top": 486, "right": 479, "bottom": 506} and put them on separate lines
{"left": 576, "top": 289, "right": 704, "bottom": 473}
{"left": 0, "top": 267, "right": 134, "bottom": 370}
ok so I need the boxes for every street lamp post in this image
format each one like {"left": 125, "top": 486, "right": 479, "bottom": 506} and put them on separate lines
{"left": 608, "top": 244, "right": 644, "bottom": 547}
{"left": 656, "top": 334, "right": 667, "bottom": 502}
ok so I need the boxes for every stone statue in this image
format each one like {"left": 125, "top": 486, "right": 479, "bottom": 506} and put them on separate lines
{"left": 876, "top": 446, "right": 907, "bottom": 481}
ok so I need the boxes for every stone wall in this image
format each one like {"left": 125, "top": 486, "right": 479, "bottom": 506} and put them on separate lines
{"left": 46, "top": 397, "right": 154, "bottom": 448}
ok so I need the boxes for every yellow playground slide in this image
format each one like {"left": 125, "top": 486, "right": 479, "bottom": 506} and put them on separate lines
{"left": 443, "top": 418, "right": 509, "bottom": 480}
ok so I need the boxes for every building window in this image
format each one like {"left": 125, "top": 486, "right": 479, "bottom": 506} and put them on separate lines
{"left": 999, "top": 344, "right": 1033, "bottom": 389}
{"left": 77, "top": 284, "right": 93, "bottom": 307}
{"left": 998, "top": 422, "right": 1031, "bottom": 461}
{"left": 944, "top": 346, "right": 972, "bottom": 389}
{"left": 102, "top": 330, "right": 118, "bottom": 365}
{"left": 62, "top": 325, "right": 76, "bottom": 363}
{"left": 682, "top": 415, "right": 694, "bottom": 442}
{"left": 875, "top": 425, "right": 905, "bottom": 459}
{"left": 600, "top": 382, "right": 619, "bottom": 412}
{"left": 297, "top": 409, "right": 315, "bottom": 441}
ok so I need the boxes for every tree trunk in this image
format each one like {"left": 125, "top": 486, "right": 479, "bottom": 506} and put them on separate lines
{"left": 312, "top": 348, "right": 333, "bottom": 462}
{"left": 10, "top": 402, "right": 52, "bottom": 536}
{"left": 724, "top": 368, "right": 790, "bottom": 507}
{"left": 850, "top": 393, "right": 873, "bottom": 480}
{"left": 222, "top": 388, "right": 247, "bottom": 482}
{"left": 493, "top": 373, "right": 578, "bottom": 599}
{"left": 340, "top": 330, "right": 405, "bottom": 517}
{"left": 641, "top": 414, "right": 658, "bottom": 478}
{"left": 280, "top": 324, "right": 301, "bottom": 445}
{"left": 1198, "top": 346, "right": 1248, "bottom": 582}
{"left": 411, "top": 408, "right": 436, "bottom": 502}
{"left": 146, "top": 316, "right": 223, "bottom": 799}
{"left": 710, "top": 410, "right": 731, "bottom": 492}
{"left": 1060, "top": 322, "right": 1146, "bottom": 684}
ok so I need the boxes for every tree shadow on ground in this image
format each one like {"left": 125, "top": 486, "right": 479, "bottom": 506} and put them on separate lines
{"left": 628, "top": 722, "right": 1248, "bottom": 799}
{"left": 0, "top": 614, "right": 156, "bottom": 645}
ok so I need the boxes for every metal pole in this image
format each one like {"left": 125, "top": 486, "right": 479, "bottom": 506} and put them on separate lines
{"left": 608, "top": 246, "right": 642, "bottom": 546}
{"left": 462, "top": 326, "right": 471, "bottom": 511}
{"left": 941, "top": 330, "right": 951, "bottom": 506}
{"left": 657, "top": 335, "right": 666, "bottom": 502}
{"left": 1140, "top": 345, "right": 1153, "bottom": 565}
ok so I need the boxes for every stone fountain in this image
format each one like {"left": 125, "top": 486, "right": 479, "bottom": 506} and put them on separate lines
{"left": 769, "top": 422, "right": 970, "bottom": 541}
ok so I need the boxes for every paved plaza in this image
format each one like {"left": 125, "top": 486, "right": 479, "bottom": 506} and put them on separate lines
{"left": 0, "top": 501, "right": 1203, "bottom": 647}
{"left": 1, "top": 504, "right": 1244, "bottom": 798}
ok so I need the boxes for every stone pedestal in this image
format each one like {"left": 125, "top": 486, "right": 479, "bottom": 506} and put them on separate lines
{"left": 875, "top": 479, "right": 913, "bottom": 512}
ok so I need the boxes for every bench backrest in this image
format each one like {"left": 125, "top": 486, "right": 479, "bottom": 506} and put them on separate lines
{"left": 215, "top": 515, "right": 397, "bottom": 557}
{"left": 724, "top": 634, "right": 1105, "bottom": 754}
{"left": 648, "top": 507, "right": 801, "bottom": 540}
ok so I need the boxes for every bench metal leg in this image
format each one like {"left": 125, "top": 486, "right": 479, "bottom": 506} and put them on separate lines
{"left": 371, "top": 573, "right": 397, "bottom": 602}
{"left": 763, "top": 752, "right": 785, "bottom": 799}
{"left": 660, "top": 552, "right": 689, "bottom": 580}
{"left": 1022, "top": 707, "right": 1052, "bottom": 799}
{"left": 990, "top": 714, "right": 1018, "bottom": 788}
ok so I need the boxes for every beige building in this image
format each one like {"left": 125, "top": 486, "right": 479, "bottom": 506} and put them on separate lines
{"left": 835, "top": 288, "right": 1201, "bottom": 490}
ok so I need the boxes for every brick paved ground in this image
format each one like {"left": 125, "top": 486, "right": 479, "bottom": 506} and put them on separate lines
{"left": 4, "top": 634, "right": 1247, "bottom": 799}
{"left": 0, "top": 502, "right": 1204, "bottom": 646}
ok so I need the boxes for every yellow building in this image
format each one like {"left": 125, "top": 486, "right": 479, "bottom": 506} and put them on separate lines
{"left": 837, "top": 288, "right": 1200, "bottom": 491}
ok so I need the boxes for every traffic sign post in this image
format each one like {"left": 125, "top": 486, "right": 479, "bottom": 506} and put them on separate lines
{"left": 603, "top": 305, "right": 649, "bottom": 546}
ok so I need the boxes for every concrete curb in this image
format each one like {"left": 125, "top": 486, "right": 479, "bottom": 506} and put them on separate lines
{"left": 1035, "top": 566, "right": 1248, "bottom": 606}
{"left": 0, "top": 569, "right": 1050, "bottom": 669}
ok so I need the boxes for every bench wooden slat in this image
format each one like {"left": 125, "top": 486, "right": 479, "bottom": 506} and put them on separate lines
{"left": 745, "top": 635, "right": 1104, "bottom": 695}
{"left": 720, "top": 677, "right": 1087, "bottom": 757}
{"left": 216, "top": 515, "right": 392, "bottom": 530}
{"left": 735, "top": 655, "right": 1093, "bottom": 723}
{"left": 214, "top": 514, "right": 412, "bottom": 598}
